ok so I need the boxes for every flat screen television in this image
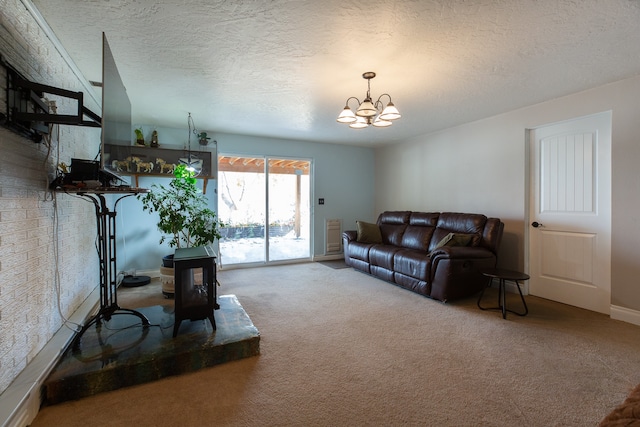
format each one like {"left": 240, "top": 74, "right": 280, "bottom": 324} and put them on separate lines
{"left": 100, "top": 32, "right": 131, "bottom": 177}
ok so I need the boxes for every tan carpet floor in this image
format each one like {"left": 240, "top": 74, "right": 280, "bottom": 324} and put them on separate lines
{"left": 31, "top": 262, "right": 640, "bottom": 426}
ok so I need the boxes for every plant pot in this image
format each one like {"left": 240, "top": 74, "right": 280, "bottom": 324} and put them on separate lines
{"left": 160, "top": 265, "right": 174, "bottom": 298}
{"left": 162, "top": 254, "right": 174, "bottom": 268}
{"left": 160, "top": 263, "right": 203, "bottom": 299}
{"left": 160, "top": 254, "right": 175, "bottom": 297}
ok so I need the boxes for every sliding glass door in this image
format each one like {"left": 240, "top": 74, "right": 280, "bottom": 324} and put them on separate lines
{"left": 218, "top": 156, "right": 266, "bottom": 264}
{"left": 217, "top": 155, "right": 311, "bottom": 266}
{"left": 268, "top": 159, "right": 310, "bottom": 262}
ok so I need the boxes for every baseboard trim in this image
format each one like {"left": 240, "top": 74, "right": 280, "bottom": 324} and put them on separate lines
{"left": 610, "top": 304, "right": 640, "bottom": 327}
{"left": 312, "top": 254, "right": 344, "bottom": 262}
{"left": 486, "top": 278, "right": 529, "bottom": 295}
{"left": 134, "top": 269, "right": 160, "bottom": 279}
{"left": 0, "top": 286, "right": 99, "bottom": 427}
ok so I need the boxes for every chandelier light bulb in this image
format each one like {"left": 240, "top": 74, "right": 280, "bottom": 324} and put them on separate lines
{"left": 349, "top": 116, "right": 369, "bottom": 129}
{"left": 356, "top": 98, "right": 377, "bottom": 117}
{"left": 379, "top": 101, "right": 401, "bottom": 121}
{"left": 372, "top": 116, "right": 393, "bottom": 127}
{"left": 336, "top": 106, "right": 357, "bottom": 123}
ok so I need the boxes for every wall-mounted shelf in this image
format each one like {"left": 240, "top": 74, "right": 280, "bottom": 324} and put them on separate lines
{"left": 103, "top": 144, "right": 214, "bottom": 193}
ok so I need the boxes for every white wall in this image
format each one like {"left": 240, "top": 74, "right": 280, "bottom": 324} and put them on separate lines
{"left": 375, "top": 74, "right": 640, "bottom": 312}
{"left": 0, "top": 1, "right": 102, "bottom": 395}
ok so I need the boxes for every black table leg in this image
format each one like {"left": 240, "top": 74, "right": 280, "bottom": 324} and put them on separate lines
{"left": 478, "top": 277, "right": 528, "bottom": 319}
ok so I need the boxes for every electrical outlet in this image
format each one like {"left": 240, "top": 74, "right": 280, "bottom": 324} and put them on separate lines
{"left": 319, "top": 198, "right": 324, "bottom": 205}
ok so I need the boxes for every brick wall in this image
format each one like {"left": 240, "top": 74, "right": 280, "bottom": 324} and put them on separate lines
{"left": 0, "top": 0, "right": 102, "bottom": 394}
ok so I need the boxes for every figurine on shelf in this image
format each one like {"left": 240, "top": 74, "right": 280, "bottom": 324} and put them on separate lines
{"left": 156, "top": 158, "right": 175, "bottom": 174}
{"left": 58, "top": 162, "right": 69, "bottom": 174}
{"left": 131, "top": 156, "right": 154, "bottom": 173}
{"left": 134, "top": 128, "right": 145, "bottom": 146}
{"left": 150, "top": 130, "right": 159, "bottom": 147}
{"left": 112, "top": 156, "right": 133, "bottom": 172}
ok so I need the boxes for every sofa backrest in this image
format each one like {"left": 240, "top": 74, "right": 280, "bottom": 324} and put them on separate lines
{"left": 375, "top": 211, "right": 504, "bottom": 255}
{"left": 429, "top": 212, "right": 487, "bottom": 250}
{"left": 400, "top": 212, "right": 439, "bottom": 251}
{"left": 376, "top": 211, "right": 410, "bottom": 246}
{"left": 480, "top": 217, "right": 504, "bottom": 255}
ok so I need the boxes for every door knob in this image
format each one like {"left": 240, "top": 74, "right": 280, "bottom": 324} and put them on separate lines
{"left": 531, "top": 221, "right": 543, "bottom": 228}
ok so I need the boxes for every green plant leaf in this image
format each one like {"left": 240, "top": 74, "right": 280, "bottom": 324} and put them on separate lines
{"left": 137, "top": 164, "right": 224, "bottom": 249}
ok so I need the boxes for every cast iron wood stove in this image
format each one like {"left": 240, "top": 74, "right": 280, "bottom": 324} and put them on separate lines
{"left": 173, "top": 246, "right": 218, "bottom": 337}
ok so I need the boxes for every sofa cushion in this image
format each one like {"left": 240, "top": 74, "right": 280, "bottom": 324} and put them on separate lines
{"left": 346, "top": 241, "right": 375, "bottom": 262}
{"left": 408, "top": 212, "right": 439, "bottom": 227}
{"left": 369, "top": 245, "right": 402, "bottom": 270}
{"left": 437, "top": 212, "right": 486, "bottom": 235}
{"left": 481, "top": 217, "right": 504, "bottom": 254}
{"left": 401, "top": 226, "right": 435, "bottom": 251}
{"left": 429, "top": 212, "right": 487, "bottom": 250}
{"left": 356, "top": 221, "right": 383, "bottom": 243}
{"left": 377, "top": 211, "right": 410, "bottom": 246}
{"left": 377, "top": 211, "right": 411, "bottom": 225}
{"left": 399, "top": 212, "right": 439, "bottom": 251}
{"left": 394, "top": 249, "right": 431, "bottom": 281}
{"left": 434, "top": 232, "right": 473, "bottom": 249}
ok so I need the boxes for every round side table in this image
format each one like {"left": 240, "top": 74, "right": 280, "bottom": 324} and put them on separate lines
{"left": 477, "top": 268, "right": 529, "bottom": 319}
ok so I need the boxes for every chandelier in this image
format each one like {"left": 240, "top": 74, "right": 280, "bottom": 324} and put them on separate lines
{"left": 336, "top": 72, "right": 401, "bottom": 129}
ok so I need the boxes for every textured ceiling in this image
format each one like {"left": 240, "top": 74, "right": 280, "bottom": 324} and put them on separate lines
{"left": 29, "top": 0, "right": 640, "bottom": 146}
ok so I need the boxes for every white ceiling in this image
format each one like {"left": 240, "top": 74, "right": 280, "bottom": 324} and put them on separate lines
{"left": 30, "top": 0, "right": 640, "bottom": 146}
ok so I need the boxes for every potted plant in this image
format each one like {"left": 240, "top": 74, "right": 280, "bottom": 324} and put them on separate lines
{"left": 138, "top": 164, "right": 224, "bottom": 296}
{"left": 197, "top": 131, "right": 211, "bottom": 146}
{"left": 134, "top": 127, "right": 145, "bottom": 146}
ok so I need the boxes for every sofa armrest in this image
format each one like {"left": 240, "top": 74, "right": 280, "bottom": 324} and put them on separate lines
{"left": 429, "top": 246, "right": 496, "bottom": 261}
{"left": 343, "top": 230, "right": 360, "bottom": 268}
{"left": 343, "top": 230, "right": 357, "bottom": 243}
{"left": 428, "top": 246, "right": 498, "bottom": 301}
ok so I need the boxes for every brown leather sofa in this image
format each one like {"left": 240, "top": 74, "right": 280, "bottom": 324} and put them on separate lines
{"left": 343, "top": 211, "right": 504, "bottom": 302}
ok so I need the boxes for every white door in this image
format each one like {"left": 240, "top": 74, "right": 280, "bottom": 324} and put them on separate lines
{"left": 528, "top": 112, "right": 611, "bottom": 314}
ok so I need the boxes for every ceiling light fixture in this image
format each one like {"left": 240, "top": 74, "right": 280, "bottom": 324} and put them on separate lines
{"left": 336, "top": 72, "right": 401, "bottom": 129}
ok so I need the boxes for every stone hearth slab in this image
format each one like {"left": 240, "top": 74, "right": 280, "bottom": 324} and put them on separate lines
{"left": 44, "top": 294, "right": 259, "bottom": 405}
